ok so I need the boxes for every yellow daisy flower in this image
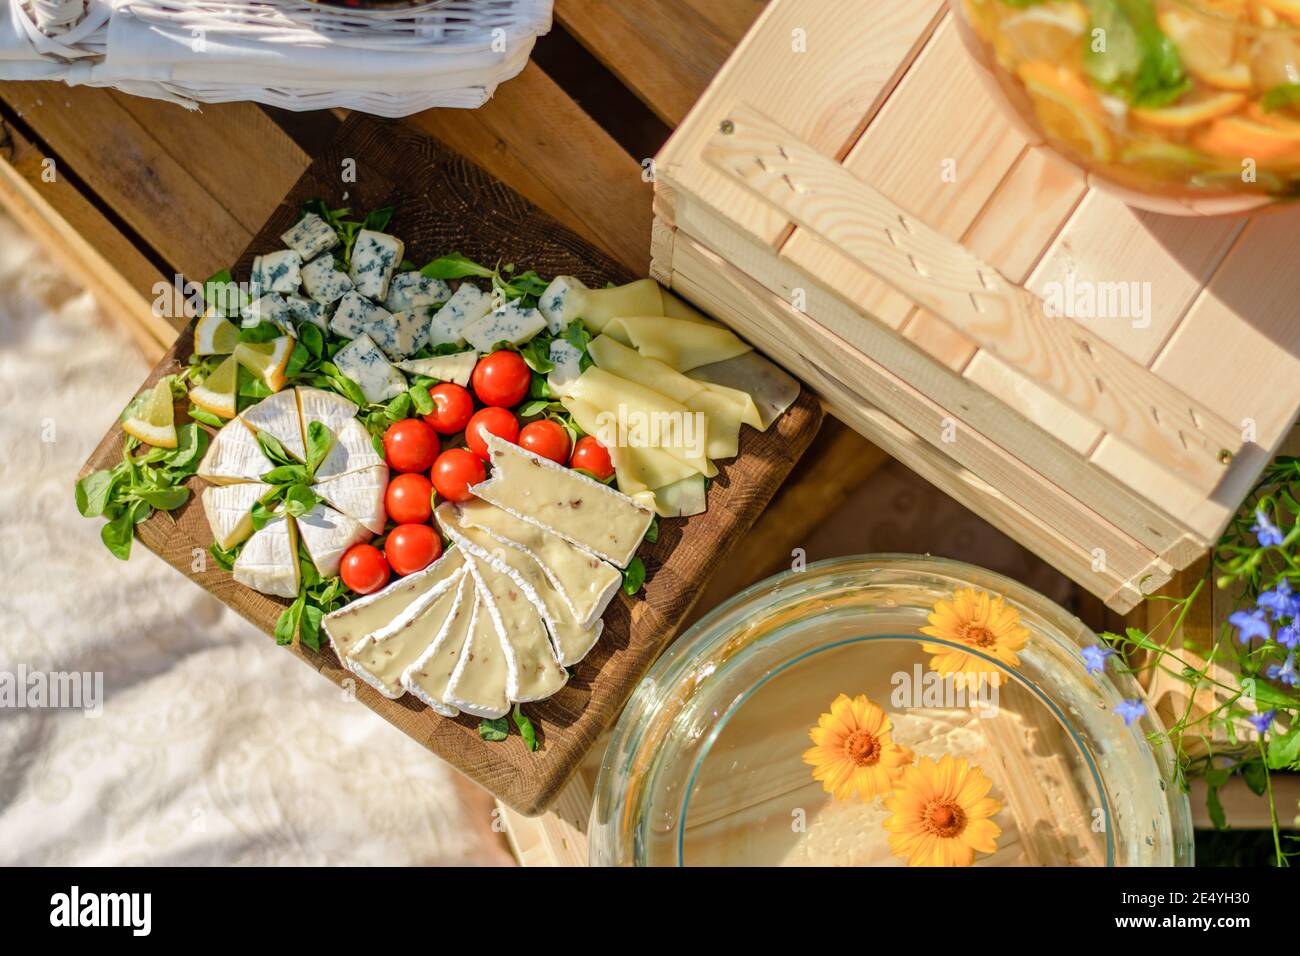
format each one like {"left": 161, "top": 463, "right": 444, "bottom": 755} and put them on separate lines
{"left": 883, "top": 754, "right": 1003, "bottom": 867}
{"left": 802, "top": 693, "right": 914, "bottom": 801}
{"left": 920, "top": 587, "right": 1028, "bottom": 679}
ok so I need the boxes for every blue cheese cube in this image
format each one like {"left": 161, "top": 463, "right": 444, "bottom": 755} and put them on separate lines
{"left": 539, "top": 275, "right": 587, "bottom": 333}
{"left": 430, "top": 282, "right": 493, "bottom": 346}
{"left": 252, "top": 250, "right": 302, "bottom": 297}
{"left": 285, "top": 293, "right": 330, "bottom": 333}
{"left": 547, "top": 338, "right": 585, "bottom": 390}
{"left": 240, "top": 293, "right": 294, "bottom": 334}
{"left": 330, "top": 290, "right": 390, "bottom": 340}
{"left": 463, "top": 302, "right": 547, "bottom": 352}
{"left": 384, "top": 272, "right": 451, "bottom": 313}
{"left": 301, "top": 254, "right": 354, "bottom": 305}
{"left": 364, "top": 309, "right": 429, "bottom": 361}
{"left": 333, "top": 333, "right": 408, "bottom": 404}
{"left": 281, "top": 212, "right": 339, "bottom": 261}
{"left": 349, "top": 230, "right": 404, "bottom": 302}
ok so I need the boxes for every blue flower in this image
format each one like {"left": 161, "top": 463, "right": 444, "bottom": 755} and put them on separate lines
{"left": 1114, "top": 698, "right": 1145, "bottom": 726}
{"left": 1278, "top": 622, "right": 1300, "bottom": 650}
{"left": 1267, "top": 651, "right": 1299, "bottom": 688}
{"left": 1257, "top": 579, "right": 1297, "bottom": 619}
{"left": 1252, "top": 509, "right": 1285, "bottom": 548}
{"left": 1247, "top": 710, "right": 1277, "bottom": 735}
{"left": 1230, "top": 609, "right": 1272, "bottom": 644}
{"left": 1081, "top": 644, "right": 1116, "bottom": 675}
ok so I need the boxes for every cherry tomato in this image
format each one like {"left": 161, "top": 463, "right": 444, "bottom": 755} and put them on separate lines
{"left": 340, "top": 544, "right": 390, "bottom": 594}
{"left": 519, "top": 419, "right": 571, "bottom": 464}
{"left": 385, "top": 472, "right": 433, "bottom": 525}
{"left": 432, "top": 447, "right": 486, "bottom": 503}
{"left": 570, "top": 435, "right": 614, "bottom": 480}
{"left": 471, "top": 350, "right": 530, "bottom": 408}
{"left": 383, "top": 418, "right": 439, "bottom": 473}
{"left": 466, "top": 406, "right": 520, "bottom": 461}
{"left": 423, "top": 382, "right": 474, "bottom": 436}
{"left": 385, "top": 523, "right": 442, "bottom": 576}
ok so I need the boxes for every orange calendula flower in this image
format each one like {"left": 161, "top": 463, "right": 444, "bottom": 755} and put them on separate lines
{"left": 920, "top": 587, "right": 1028, "bottom": 679}
{"left": 802, "top": 693, "right": 914, "bottom": 801}
{"left": 883, "top": 754, "right": 1002, "bottom": 867}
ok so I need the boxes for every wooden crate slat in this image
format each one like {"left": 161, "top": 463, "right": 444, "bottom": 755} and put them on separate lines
{"left": 408, "top": 63, "right": 652, "bottom": 276}
{"left": 702, "top": 103, "right": 1240, "bottom": 496}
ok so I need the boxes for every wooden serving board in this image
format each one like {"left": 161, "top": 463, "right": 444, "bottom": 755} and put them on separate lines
{"left": 79, "top": 114, "right": 822, "bottom": 816}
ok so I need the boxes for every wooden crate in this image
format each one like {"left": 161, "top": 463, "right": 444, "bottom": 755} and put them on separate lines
{"left": 651, "top": 0, "right": 1300, "bottom": 612}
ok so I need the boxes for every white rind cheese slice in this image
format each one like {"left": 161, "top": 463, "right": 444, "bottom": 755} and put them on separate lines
{"left": 439, "top": 504, "right": 601, "bottom": 667}
{"left": 332, "top": 333, "right": 408, "bottom": 404}
{"left": 297, "top": 503, "right": 370, "bottom": 577}
{"left": 313, "top": 416, "right": 384, "bottom": 484}
{"left": 281, "top": 213, "right": 339, "bottom": 262}
{"left": 322, "top": 549, "right": 464, "bottom": 661}
{"left": 239, "top": 389, "right": 306, "bottom": 463}
{"left": 430, "top": 282, "right": 492, "bottom": 346}
{"left": 467, "top": 554, "right": 567, "bottom": 703}
{"left": 252, "top": 250, "right": 301, "bottom": 296}
{"left": 198, "top": 419, "right": 274, "bottom": 485}
{"left": 313, "top": 463, "right": 387, "bottom": 533}
{"left": 463, "top": 301, "right": 547, "bottom": 352}
{"left": 385, "top": 272, "right": 451, "bottom": 313}
{"left": 471, "top": 433, "right": 654, "bottom": 568}
{"left": 296, "top": 386, "right": 358, "bottom": 436}
{"left": 402, "top": 573, "right": 475, "bottom": 717}
{"left": 455, "top": 497, "right": 621, "bottom": 628}
{"left": 300, "top": 254, "right": 354, "bottom": 305}
{"left": 233, "top": 512, "right": 300, "bottom": 599}
{"left": 444, "top": 583, "right": 510, "bottom": 719}
{"left": 331, "top": 290, "right": 390, "bottom": 340}
{"left": 349, "top": 229, "right": 403, "bottom": 301}
{"left": 365, "top": 309, "right": 428, "bottom": 361}
{"left": 348, "top": 567, "right": 465, "bottom": 699}
{"left": 395, "top": 350, "right": 478, "bottom": 387}
{"left": 201, "top": 480, "right": 270, "bottom": 550}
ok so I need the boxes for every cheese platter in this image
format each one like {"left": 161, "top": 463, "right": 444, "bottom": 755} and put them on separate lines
{"left": 75, "top": 116, "right": 822, "bottom": 814}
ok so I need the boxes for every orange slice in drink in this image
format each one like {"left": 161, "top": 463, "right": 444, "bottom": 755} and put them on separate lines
{"left": 1259, "top": 0, "right": 1300, "bottom": 25}
{"left": 997, "top": 2, "right": 1088, "bottom": 67}
{"left": 1131, "top": 90, "right": 1247, "bottom": 128}
{"left": 1157, "top": 8, "right": 1252, "bottom": 90}
{"left": 1196, "top": 114, "right": 1300, "bottom": 164}
{"left": 1018, "top": 61, "right": 1113, "bottom": 163}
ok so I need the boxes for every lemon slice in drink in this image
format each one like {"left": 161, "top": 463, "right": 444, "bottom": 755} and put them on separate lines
{"left": 1019, "top": 61, "right": 1113, "bottom": 163}
{"left": 122, "top": 379, "right": 178, "bottom": 448}
{"left": 1157, "top": 8, "right": 1251, "bottom": 90}
{"left": 189, "top": 353, "right": 239, "bottom": 419}
{"left": 997, "top": 2, "right": 1087, "bottom": 67}
{"left": 194, "top": 308, "right": 240, "bottom": 355}
{"left": 233, "top": 335, "right": 294, "bottom": 392}
{"left": 1132, "top": 90, "right": 1247, "bottom": 128}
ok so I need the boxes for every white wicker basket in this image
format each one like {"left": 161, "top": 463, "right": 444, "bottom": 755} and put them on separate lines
{"left": 0, "top": 0, "right": 553, "bottom": 116}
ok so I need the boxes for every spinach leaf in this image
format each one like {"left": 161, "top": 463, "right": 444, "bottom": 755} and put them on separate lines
{"left": 305, "top": 421, "right": 334, "bottom": 476}
{"left": 621, "top": 556, "right": 647, "bottom": 595}
{"left": 478, "top": 717, "right": 509, "bottom": 742}
{"left": 421, "top": 252, "right": 495, "bottom": 281}
{"left": 511, "top": 704, "right": 539, "bottom": 752}
{"left": 76, "top": 470, "right": 119, "bottom": 518}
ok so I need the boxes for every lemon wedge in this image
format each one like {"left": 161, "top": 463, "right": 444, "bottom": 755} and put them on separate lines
{"left": 1019, "top": 61, "right": 1114, "bottom": 163}
{"left": 997, "top": 2, "right": 1087, "bottom": 67}
{"left": 233, "top": 335, "right": 294, "bottom": 393}
{"left": 189, "top": 353, "right": 239, "bottom": 419}
{"left": 122, "top": 379, "right": 178, "bottom": 448}
{"left": 194, "top": 308, "right": 241, "bottom": 355}
{"left": 1132, "top": 90, "right": 1248, "bottom": 128}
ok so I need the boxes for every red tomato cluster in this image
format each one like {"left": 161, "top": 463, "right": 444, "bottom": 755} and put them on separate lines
{"left": 338, "top": 349, "right": 614, "bottom": 594}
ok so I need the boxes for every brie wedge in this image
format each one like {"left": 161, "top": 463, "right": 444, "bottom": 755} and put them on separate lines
{"left": 444, "top": 586, "right": 511, "bottom": 720}
{"left": 198, "top": 419, "right": 274, "bottom": 485}
{"left": 296, "top": 386, "right": 359, "bottom": 438}
{"left": 312, "top": 463, "right": 387, "bottom": 534}
{"left": 322, "top": 549, "right": 465, "bottom": 660}
{"left": 313, "top": 416, "right": 383, "bottom": 484}
{"left": 240, "top": 389, "right": 306, "bottom": 463}
{"left": 454, "top": 497, "right": 622, "bottom": 628}
{"left": 403, "top": 573, "right": 476, "bottom": 717}
{"left": 296, "top": 503, "right": 370, "bottom": 577}
{"left": 233, "top": 512, "right": 300, "bottom": 599}
{"left": 471, "top": 433, "right": 654, "bottom": 568}
{"left": 348, "top": 567, "right": 464, "bottom": 699}
{"left": 467, "top": 554, "right": 567, "bottom": 703}
{"left": 201, "top": 481, "right": 270, "bottom": 550}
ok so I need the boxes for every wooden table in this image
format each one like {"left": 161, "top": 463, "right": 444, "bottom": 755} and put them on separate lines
{"left": 0, "top": 0, "right": 1264, "bottom": 864}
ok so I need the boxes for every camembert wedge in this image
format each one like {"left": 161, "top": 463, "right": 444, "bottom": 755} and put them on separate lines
{"left": 297, "top": 503, "right": 370, "bottom": 577}
{"left": 313, "top": 463, "right": 387, "bottom": 534}
{"left": 471, "top": 433, "right": 654, "bottom": 568}
{"left": 402, "top": 573, "right": 476, "bottom": 717}
{"left": 232, "top": 512, "right": 299, "bottom": 599}
{"left": 314, "top": 416, "right": 384, "bottom": 483}
{"left": 240, "top": 388, "right": 306, "bottom": 463}
{"left": 348, "top": 567, "right": 465, "bottom": 699}
{"left": 201, "top": 481, "right": 270, "bottom": 550}
{"left": 198, "top": 419, "right": 274, "bottom": 485}
{"left": 443, "top": 586, "right": 510, "bottom": 720}
{"left": 468, "top": 554, "right": 567, "bottom": 703}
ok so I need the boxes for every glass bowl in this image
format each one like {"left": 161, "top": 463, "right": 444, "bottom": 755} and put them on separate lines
{"left": 952, "top": 0, "right": 1300, "bottom": 215}
{"left": 589, "top": 556, "right": 1192, "bottom": 867}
